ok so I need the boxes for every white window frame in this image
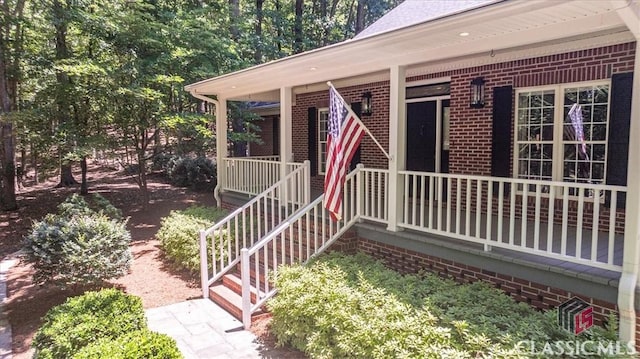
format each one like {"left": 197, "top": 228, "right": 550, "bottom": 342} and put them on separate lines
{"left": 513, "top": 80, "right": 611, "bottom": 189}
{"left": 317, "top": 107, "right": 329, "bottom": 175}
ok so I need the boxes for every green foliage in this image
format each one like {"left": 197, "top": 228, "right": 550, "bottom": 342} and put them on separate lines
{"left": 56, "top": 193, "right": 123, "bottom": 220}
{"left": 269, "top": 252, "right": 624, "bottom": 359}
{"left": 32, "top": 289, "right": 146, "bottom": 359}
{"left": 156, "top": 154, "right": 216, "bottom": 190}
{"left": 23, "top": 194, "right": 130, "bottom": 287}
{"left": 73, "top": 329, "right": 182, "bottom": 359}
{"left": 157, "top": 206, "right": 228, "bottom": 272}
{"left": 24, "top": 214, "right": 132, "bottom": 286}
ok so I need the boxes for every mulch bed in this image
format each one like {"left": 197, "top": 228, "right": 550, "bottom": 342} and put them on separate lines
{"left": 1, "top": 165, "right": 305, "bottom": 358}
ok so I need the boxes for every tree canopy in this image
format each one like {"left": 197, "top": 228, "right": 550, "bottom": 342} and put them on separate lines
{"left": 0, "top": 0, "right": 401, "bottom": 209}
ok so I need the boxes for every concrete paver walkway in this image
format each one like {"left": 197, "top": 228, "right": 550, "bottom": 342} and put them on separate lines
{"left": 146, "top": 299, "right": 262, "bottom": 359}
{"left": 0, "top": 255, "right": 18, "bottom": 359}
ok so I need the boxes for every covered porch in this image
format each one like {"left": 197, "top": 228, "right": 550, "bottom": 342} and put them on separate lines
{"left": 186, "top": 0, "right": 640, "bottom": 342}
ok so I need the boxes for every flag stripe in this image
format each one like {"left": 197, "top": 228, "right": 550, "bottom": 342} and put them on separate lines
{"left": 323, "top": 87, "right": 366, "bottom": 221}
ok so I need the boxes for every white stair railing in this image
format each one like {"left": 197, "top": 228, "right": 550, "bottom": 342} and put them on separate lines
{"left": 239, "top": 167, "right": 361, "bottom": 328}
{"left": 199, "top": 160, "right": 310, "bottom": 298}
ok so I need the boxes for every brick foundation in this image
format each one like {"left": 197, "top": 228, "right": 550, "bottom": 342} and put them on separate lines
{"left": 353, "top": 234, "right": 640, "bottom": 345}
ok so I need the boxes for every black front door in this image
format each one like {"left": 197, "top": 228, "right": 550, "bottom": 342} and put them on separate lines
{"left": 406, "top": 101, "right": 437, "bottom": 172}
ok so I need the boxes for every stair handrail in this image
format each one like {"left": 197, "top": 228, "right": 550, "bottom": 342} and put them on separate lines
{"left": 239, "top": 166, "right": 362, "bottom": 328}
{"left": 199, "top": 160, "right": 311, "bottom": 297}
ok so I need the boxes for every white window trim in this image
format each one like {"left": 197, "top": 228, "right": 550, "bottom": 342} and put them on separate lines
{"left": 318, "top": 107, "right": 329, "bottom": 175}
{"left": 513, "top": 80, "right": 611, "bottom": 197}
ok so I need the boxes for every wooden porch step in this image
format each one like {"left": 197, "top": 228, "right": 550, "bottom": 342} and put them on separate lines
{"left": 209, "top": 275, "right": 265, "bottom": 322}
{"left": 222, "top": 273, "right": 261, "bottom": 303}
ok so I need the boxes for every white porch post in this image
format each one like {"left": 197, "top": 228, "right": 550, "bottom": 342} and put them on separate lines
{"left": 615, "top": 0, "right": 640, "bottom": 344}
{"left": 215, "top": 97, "right": 228, "bottom": 205}
{"left": 618, "top": 44, "right": 640, "bottom": 344}
{"left": 280, "top": 87, "right": 294, "bottom": 203}
{"left": 387, "top": 65, "right": 406, "bottom": 231}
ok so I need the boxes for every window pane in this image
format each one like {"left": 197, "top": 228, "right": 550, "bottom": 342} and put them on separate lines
{"left": 542, "top": 124, "right": 554, "bottom": 141}
{"left": 592, "top": 124, "right": 606, "bottom": 141}
{"left": 516, "top": 90, "right": 555, "bottom": 181}
{"left": 564, "top": 88, "right": 578, "bottom": 105}
{"left": 543, "top": 93, "right": 554, "bottom": 107}
{"left": 594, "top": 86, "right": 609, "bottom": 104}
{"left": 561, "top": 83, "right": 609, "bottom": 184}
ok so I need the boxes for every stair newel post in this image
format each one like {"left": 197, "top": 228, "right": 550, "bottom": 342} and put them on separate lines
{"left": 356, "top": 164, "right": 364, "bottom": 222}
{"left": 241, "top": 248, "right": 252, "bottom": 329}
{"left": 199, "top": 230, "right": 209, "bottom": 299}
{"left": 303, "top": 160, "right": 311, "bottom": 204}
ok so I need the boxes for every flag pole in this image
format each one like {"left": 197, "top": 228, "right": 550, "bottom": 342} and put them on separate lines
{"left": 326, "top": 81, "right": 391, "bottom": 161}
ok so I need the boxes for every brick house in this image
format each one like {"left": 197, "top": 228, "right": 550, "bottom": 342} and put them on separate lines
{"left": 186, "top": 0, "right": 640, "bottom": 344}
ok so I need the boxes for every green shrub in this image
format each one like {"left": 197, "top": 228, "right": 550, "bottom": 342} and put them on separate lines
{"left": 158, "top": 154, "right": 216, "bottom": 190}
{"left": 24, "top": 213, "right": 132, "bottom": 286}
{"left": 269, "top": 252, "right": 623, "bottom": 358}
{"left": 57, "top": 193, "right": 123, "bottom": 220}
{"left": 73, "top": 329, "right": 182, "bottom": 359}
{"left": 157, "top": 206, "right": 228, "bottom": 272}
{"left": 32, "top": 289, "right": 146, "bottom": 359}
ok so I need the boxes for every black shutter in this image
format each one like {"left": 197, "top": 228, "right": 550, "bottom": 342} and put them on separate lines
{"left": 492, "top": 86, "right": 513, "bottom": 194}
{"left": 308, "top": 107, "right": 318, "bottom": 176}
{"left": 350, "top": 102, "right": 363, "bottom": 170}
{"left": 605, "top": 72, "right": 633, "bottom": 208}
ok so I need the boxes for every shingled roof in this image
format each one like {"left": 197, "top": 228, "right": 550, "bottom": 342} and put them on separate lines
{"left": 355, "top": 0, "right": 501, "bottom": 40}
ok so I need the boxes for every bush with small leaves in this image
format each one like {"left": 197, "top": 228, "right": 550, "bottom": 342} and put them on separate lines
{"left": 159, "top": 154, "right": 216, "bottom": 190}
{"left": 24, "top": 213, "right": 131, "bottom": 286}
{"left": 32, "top": 289, "right": 146, "bottom": 359}
{"left": 23, "top": 193, "right": 130, "bottom": 287}
{"left": 56, "top": 193, "right": 122, "bottom": 220}
{"left": 157, "top": 206, "right": 228, "bottom": 272}
{"left": 73, "top": 329, "right": 183, "bottom": 359}
{"left": 269, "top": 252, "right": 624, "bottom": 358}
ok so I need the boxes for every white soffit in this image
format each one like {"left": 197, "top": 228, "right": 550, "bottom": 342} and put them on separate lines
{"left": 186, "top": 0, "right": 634, "bottom": 100}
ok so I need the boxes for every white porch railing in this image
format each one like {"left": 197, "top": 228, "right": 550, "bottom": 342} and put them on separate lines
{"left": 223, "top": 156, "right": 296, "bottom": 195}
{"left": 239, "top": 169, "right": 360, "bottom": 328}
{"left": 199, "top": 160, "right": 310, "bottom": 296}
{"left": 393, "top": 171, "right": 626, "bottom": 272}
{"left": 359, "top": 167, "right": 389, "bottom": 224}
{"left": 204, "top": 165, "right": 627, "bottom": 329}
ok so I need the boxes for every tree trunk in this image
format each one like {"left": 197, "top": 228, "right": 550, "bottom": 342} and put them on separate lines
{"left": 275, "top": 0, "right": 282, "bottom": 54}
{"left": 294, "top": 0, "right": 304, "bottom": 53}
{"left": 0, "top": 123, "right": 17, "bottom": 210}
{"left": 57, "top": 163, "right": 77, "bottom": 187}
{"left": 80, "top": 156, "right": 88, "bottom": 195}
{"left": 355, "top": 0, "right": 366, "bottom": 35}
{"left": 0, "top": 35, "right": 17, "bottom": 210}
{"left": 228, "top": 0, "right": 240, "bottom": 40}
{"left": 137, "top": 152, "right": 149, "bottom": 207}
{"left": 254, "top": 0, "right": 264, "bottom": 63}
{"left": 53, "top": 0, "right": 77, "bottom": 187}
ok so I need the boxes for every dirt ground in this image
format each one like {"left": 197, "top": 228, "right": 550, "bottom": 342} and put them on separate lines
{"left": 0, "top": 165, "right": 304, "bottom": 358}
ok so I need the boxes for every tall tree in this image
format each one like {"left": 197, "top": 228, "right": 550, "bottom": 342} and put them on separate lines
{"left": 293, "top": 0, "right": 303, "bottom": 53}
{"left": 254, "top": 0, "right": 264, "bottom": 63}
{"left": 0, "top": 0, "right": 26, "bottom": 211}
{"left": 51, "top": 0, "right": 78, "bottom": 187}
{"left": 355, "top": 0, "right": 366, "bottom": 34}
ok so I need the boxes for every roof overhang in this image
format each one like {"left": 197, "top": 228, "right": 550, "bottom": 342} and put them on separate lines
{"left": 185, "top": 0, "right": 638, "bottom": 102}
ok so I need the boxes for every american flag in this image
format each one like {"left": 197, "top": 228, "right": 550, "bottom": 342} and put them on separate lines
{"left": 323, "top": 87, "right": 366, "bottom": 221}
{"left": 569, "top": 104, "right": 589, "bottom": 160}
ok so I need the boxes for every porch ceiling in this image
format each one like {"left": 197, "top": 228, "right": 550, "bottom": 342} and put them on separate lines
{"left": 185, "top": 0, "right": 636, "bottom": 102}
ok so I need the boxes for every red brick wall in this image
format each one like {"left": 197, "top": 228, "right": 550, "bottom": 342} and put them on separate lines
{"left": 357, "top": 236, "right": 621, "bottom": 331}
{"left": 408, "top": 42, "right": 636, "bottom": 177}
{"left": 293, "top": 82, "right": 391, "bottom": 190}
{"left": 293, "top": 42, "right": 636, "bottom": 186}
{"left": 251, "top": 116, "right": 278, "bottom": 156}
{"left": 293, "top": 42, "right": 635, "bottom": 231}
